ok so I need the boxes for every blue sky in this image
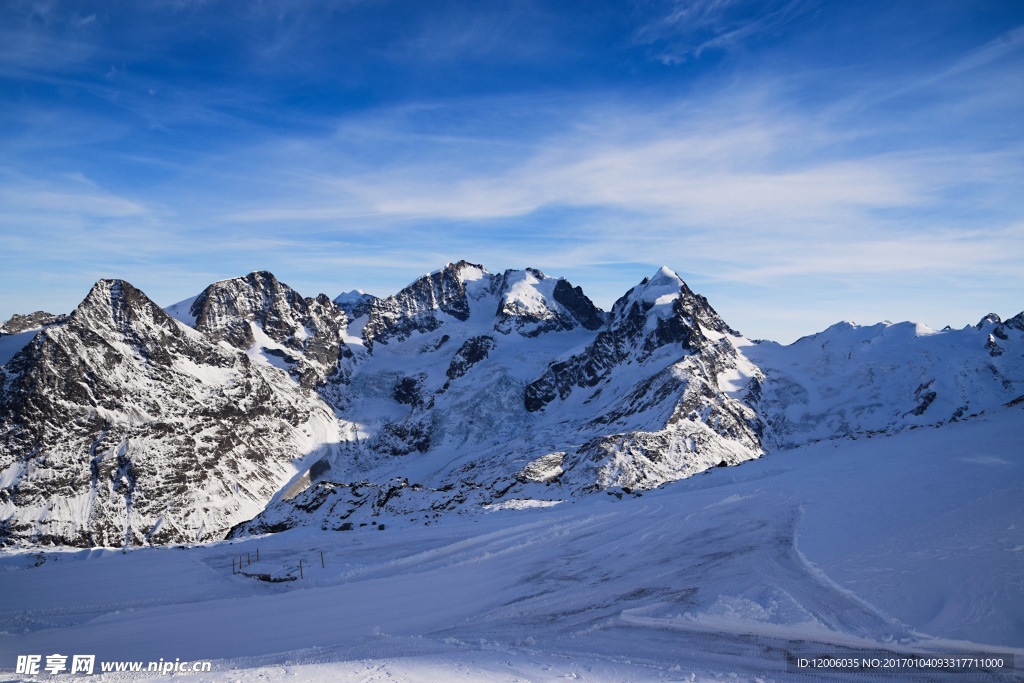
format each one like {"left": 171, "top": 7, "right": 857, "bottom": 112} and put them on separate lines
{"left": 1, "top": 0, "right": 1022, "bottom": 342}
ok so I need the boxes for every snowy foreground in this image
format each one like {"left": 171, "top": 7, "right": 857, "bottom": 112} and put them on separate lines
{"left": 1, "top": 407, "right": 1022, "bottom": 682}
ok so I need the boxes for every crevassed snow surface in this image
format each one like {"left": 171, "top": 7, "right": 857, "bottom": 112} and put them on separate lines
{"left": 0, "top": 407, "right": 1021, "bottom": 682}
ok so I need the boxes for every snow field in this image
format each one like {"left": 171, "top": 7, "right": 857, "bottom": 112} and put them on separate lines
{"left": 1, "top": 406, "right": 1021, "bottom": 681}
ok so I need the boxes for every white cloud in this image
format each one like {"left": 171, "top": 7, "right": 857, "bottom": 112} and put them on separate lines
{"left": 282, "top": 102, "right": 919, "bottom": 227}
{"left": 934, "top": 23, "right": 1024, "bottom": 82}
{"left": 0, "top": 171, "right": 147, "bottom": 218}
{"left": 635, "top": 0, "right": 813, "bottom": 63}
{"left": 204, "top": 82, "right": 1021, "bottom": 299}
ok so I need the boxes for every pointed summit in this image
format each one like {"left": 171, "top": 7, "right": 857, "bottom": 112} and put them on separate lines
{"left": 976, "top": 313, "right": 1002, "bottom": 329}
{"left": 70, "top": 279, "right": 185, "bottom": 357}
{"left": 362, "top": 261, "right": 492, "bottom": 346}
{"left": 448, "top": 260, "right": 489, "bottom": 284}
{"left": 75, "top": 278, "right": 138, "bottom": 321}
{"left": 650, "top": 265, "right": 684, "bottom": 286}
{"left": 609, "top": 268, "right": 737, "bottom": 339}
{"left": 525, "top": 267, "right": 742, "bottom": 413}
{"left": 187, "top": 271, "right": 351, "bottom": 388}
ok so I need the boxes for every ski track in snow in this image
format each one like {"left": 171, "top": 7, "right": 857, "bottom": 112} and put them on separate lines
{"left": 1, "top": 407, "right": 1022, "bottom": 681}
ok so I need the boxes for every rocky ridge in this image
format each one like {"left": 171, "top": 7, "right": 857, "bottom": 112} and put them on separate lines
{"left": 0, "top": 280, "right": 341, "bottom": 546}
{"left": 0, "top": 311, "right": 68, "bottom": 336}
{"left": 1, "top": 263, "right": 1022, "bottom": 546}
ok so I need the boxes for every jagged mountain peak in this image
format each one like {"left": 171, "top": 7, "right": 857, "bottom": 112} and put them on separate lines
{"left": 362, "top": 262, "right": 483, "bottom": 347}
{"left": 79, "top": 277, "right": 140, "bottom": 309}
{"left": 191, "top": 271, "right": 293, "bottom": 320}
{"left": 609, "top": 268, "right": 738, "bottom": 340}
{"left": 1, "top": 283, "right": 183, "bottom": 371}
{"left": 360, "top": 262, "right": 609, "bottom": 346}
{"left": 0, "top": 275, "right": 342, "bottom": 547}
{"left": 977, "top": 312, "right": 1002, "bottom": 329}
{"left": 1005, "top": 311, "right": 1024, "bottom": 331}
{"left": 492, "top": 268, "right": 605, "bottom": 337}
{"left": 178, "top": 271, "right": 353, "bottom": 390}
{"left": 648, "top": 265, "right": 684, "bottom": 286}
{"left": 70, "top": 279, "right": 184, "bottom": 343}
{"left": 449, "top": 259, "right": 489, "bottom": 281}
{"left": 523, "top": 267, "right": 750, "bottom": 425}
{"left": 189, "top": 271, "right": 341, "bottom": 336}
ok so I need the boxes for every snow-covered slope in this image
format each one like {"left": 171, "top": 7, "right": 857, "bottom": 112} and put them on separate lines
{"left": 744, "top": 314, "right": 1024, "bottom": 448}
{"left": 1, "top": 262, "right": 1021, "bottom": 548}
{"left": 235, "top": 263, "right": 770, "bottom": 536}
{"left": 1, "top": 405, "right": 1020, "bottom": 681}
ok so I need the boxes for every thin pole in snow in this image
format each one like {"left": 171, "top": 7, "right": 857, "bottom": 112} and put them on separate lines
{"left": 299, "top": 559, "right": 303, "bottom": 579}
{"left": 321, "top": 551, "right": 324, "bottom": 568}
{"left": 247, "top": 552, "right": 251, "bottom": 565}
{"left": 232, "top": 557, "right": 236, "bottom": 574}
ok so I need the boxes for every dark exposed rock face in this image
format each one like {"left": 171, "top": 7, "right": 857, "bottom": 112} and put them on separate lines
{"left": 0, "top": 311, "right": 68, "bottom": 335}
{"left": 372, "top": 417, "right": 432, "bottom": 455}
{"left": 446, "top": 336, "right": 497, "bottom": 382}
{"left": 492, "top": 268, "right": 605, "bottom": 337}
{"left": 908, "top": 381, "right": 939, "bottom": 416}
{"left": 393, "top": 373, "right": 427, "bottom": 407}
{"left": 189, "top": 272, "right": 354, "bottom": 391}
{"left": 525, "top": 268, "right": 738, "bottom": 412}
{"left": 362, "top": 261, "right": 481, "bottom": 347}
{"left": 552, "top": 279, "right": 604, "bottom": 331}
{"left": 977, "top": 313, "right": 1002, "bottom": 329}
{"left": 0, "top": 280, "right": 336, "bottom": 547}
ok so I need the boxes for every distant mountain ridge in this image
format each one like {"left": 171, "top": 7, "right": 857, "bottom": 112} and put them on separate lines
{"left": 1, "top": 263, "right": 1021, "bottom": 547}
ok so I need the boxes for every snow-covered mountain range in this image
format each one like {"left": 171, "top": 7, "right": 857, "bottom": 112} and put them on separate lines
{"left": 1, "top": 261, "right": 1022, "bottom": 547}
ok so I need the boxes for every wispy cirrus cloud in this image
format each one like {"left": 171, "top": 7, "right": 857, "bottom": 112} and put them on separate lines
{"left": 0, "top": 170, "right": 147, "bottom": 220}
{"left": 219, "top": 87, "right": 1008, "bottom": 242}
{"left": 2, "top": 0, "right": 1022, "bottom": 343}
{"left": 934, "top": 23, "right": 1024, "bottom": 81}
{"left": 635, "top": 0, "right": 815, "bottom": 63}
